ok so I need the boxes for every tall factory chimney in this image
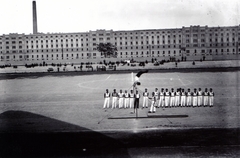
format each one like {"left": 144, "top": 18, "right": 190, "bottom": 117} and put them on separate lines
{"left": 32, "top": 1, "right": 38, "bottom": 34}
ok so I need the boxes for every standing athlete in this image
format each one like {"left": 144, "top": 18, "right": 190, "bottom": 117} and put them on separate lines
{"left": 203, "top": 88, "right": 209, "bottom": 106}
{"left": 124, "top": 90, "right": 130, "bottom": 108}
{"left": 129, "top": 90, "right": 135, "bottom": 108}
{"left": 180, "top": 89, "right": 186, "bottom": 107}
{"left": 175, "top": 88, "right": 181, "bottom": 107}
{"left": 170, "top": 88, "right": 175, "bottom": 107}
{"left": 149, "top": 92, "right": 156, "bottom": 113}
{"left": 154, "top": 88, "right": 159, "bottom": 106}
{"left": 197, "top": 88, "right": 203, "bottom": 106}
{"left": 103, "top": 89, "right": 110, "bottom": 109}
{"left": 164, "top": 88, "right": 170, "bottom": 107}
{"left": 118, "top": 89, "right": 124, "bottom": 109}
{"left": 158, "top": 88, "right": 165, "bottom": 108}
{"left": 192, "top": 88, "right": 198, "bottom": 107}
{"left": 209, "top": 88, "right": 214, "bottom": 107}
{"left": 112, "top": 89, "right": 118, "bottom": 109}
{"left": 134, "top": 90, "right": 140, "bottom": 113}
{"left": 142, "top": 88, "right": 149, "bottom": 108}
{"left": 186, "top": 88, "right": 192, "bottom": 107}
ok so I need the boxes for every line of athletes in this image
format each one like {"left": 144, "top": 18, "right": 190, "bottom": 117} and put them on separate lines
{"left": 103, "top": 88, "right": 214, "bottom": 113}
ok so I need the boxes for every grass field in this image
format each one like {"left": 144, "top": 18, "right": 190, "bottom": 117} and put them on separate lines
{"left": 0, "top": 70, "right": 239, "bottom": 132}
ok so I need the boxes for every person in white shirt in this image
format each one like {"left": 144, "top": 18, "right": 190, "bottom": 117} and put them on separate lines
{"left": 103, "top": 89, "right": 110, "bottom": 109}
{"left": 175, "top": 88, "right": 181, "bottom": 107}
{"left": 164, "top": 88, "right": 170, "bottom": 107}
{"left": 192, "top": 88, "right": 198, "bottom": 107}
{"left": 209, "top": 88, "right": 214, "bottom": 107}
{"left": 142, "top": 88, "right": 149, "bottom": 108}
{"left": 180, "top": 89, "right": 186, "bottom": 107}
{"left": 124, "top": 90, "right": 130, "bottom": 108}
{"left": 112, "top": 89, "right": 118, "bottom": 109}
{"left": 149, "top": 92, "right": 156, "bottom": 113}
{"left": 154, "top": 88, "right": 159, "bottom": 106}
{"left": 118, "top": 89, "right": 124, "bottom": 109}
{"left": 158, "top": 88, "right": 165, "bottom": 108}
{"left": 186, "top": 88, "right": 192, "bottom": 107}
{"left": 170, "top": 88, "right": 175, "bottom": 107}
{"left": 197, "top": 88, "right": 203, "bottom": 106}
{"left": 129, "top": 90, "right": 135, "bottom": 108}
{"left": 203, "top": 88, "right": 209, "bottom": 106}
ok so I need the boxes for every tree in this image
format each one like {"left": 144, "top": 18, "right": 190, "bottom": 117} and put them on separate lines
{"left": 97, "top": 43, "right": 118, "bottom": 58}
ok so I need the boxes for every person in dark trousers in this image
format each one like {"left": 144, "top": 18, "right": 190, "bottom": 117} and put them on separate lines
{"left": 134, "top": 90, "right": 140, "bottom": 113}
{"left": 133, "top": 70, "right": 148, "bottom": 87}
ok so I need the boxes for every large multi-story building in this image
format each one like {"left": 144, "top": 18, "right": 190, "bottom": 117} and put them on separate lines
{"left": 0, "top": 25, "right": 239, "bottom": 64}
{"left": 0, "top": 1, "right": 239, "bottom": 64}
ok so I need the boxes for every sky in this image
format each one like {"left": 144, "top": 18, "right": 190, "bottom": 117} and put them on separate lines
{"left": 0, "top": 0, "right": 240, "bottom": 35}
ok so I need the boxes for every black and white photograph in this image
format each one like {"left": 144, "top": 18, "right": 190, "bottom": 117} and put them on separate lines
{"left": 0, "top": 0, "right": 239, "bottom": 157}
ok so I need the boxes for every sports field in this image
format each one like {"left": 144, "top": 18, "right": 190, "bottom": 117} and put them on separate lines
{"left": 0, "top": 70, "right": 240, "bottom": 157}
{"left": 0, "top": 70, "right": 239, "bottom": 132}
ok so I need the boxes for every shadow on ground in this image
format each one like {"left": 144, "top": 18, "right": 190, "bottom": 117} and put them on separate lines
{"left": 0, "top": 110, "right": 240, "bottom": 157}
{"left": 0, "top": 111, "right": 130, "bottom": 158}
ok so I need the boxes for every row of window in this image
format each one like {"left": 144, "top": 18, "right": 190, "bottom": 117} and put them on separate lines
{"left": 2, "top": 50, "right": 240, "bottom": 61}
{"left": 185, "top": 28, "right": 239, "bottom": 32}
{"left": 2, "top": 47, "right": 239, "bottom": 55}
{"left": 1, "top": 53, "right": 96, "bottom": 59}
{"left": 3, "top": 53, "right": 239, "bottom": 60}
{"left": 2, "top": 35, "right": 240, "bottom": 46}
{"left": 2, "top": 41, "right": 239, "bottom": 53}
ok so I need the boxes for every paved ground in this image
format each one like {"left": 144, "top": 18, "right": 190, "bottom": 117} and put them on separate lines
{"left": 0, "top": 70, "right": 239, "bottom": 157}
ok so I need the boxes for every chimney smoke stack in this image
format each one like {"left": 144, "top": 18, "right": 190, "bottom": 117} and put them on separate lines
{"left": 32, "top": 1, "right": 38, "bottom": 34}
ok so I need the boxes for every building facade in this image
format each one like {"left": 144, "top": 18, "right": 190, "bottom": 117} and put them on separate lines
{"left": 0, "top": 25, "right": 239, "bottom": 63}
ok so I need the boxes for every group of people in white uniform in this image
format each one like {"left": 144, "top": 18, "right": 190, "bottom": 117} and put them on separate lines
{"left": 103, "top": 87, "right": 214, "bottom": 113}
